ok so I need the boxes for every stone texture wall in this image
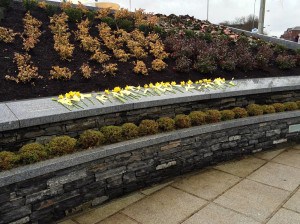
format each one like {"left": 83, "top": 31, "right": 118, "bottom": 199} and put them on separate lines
{"left": 0, "top": 116, "right": 299, "bottom": 224}
{"left": 1, "top": 90, "right": 300, "bottom": 152}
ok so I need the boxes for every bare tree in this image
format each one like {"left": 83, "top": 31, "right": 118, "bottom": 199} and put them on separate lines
{"left": 220, "top": 15, "right": 258, "bottom": 31}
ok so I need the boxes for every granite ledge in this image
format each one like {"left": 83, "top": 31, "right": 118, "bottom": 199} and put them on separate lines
{"left": 0, "top": 110, "right": 299, "bottom": 188}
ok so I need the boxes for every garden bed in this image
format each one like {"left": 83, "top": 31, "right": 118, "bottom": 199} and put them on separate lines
{"left": 0, "top": 1, "right": 300, "bottom": 102}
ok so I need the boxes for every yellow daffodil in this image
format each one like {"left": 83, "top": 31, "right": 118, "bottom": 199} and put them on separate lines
{"left": 187, "top": 80, "right": 193, "bottom": 85}
{"left": 113, "top": 86, "right": 121, "bottom": 93}
{"left": 149, "top": 83, "right": 154, "bottom": 88}
{"left": 58, "top": 94, "right": 64, "bottom": 99}
{"left": 171, "top": 81, "right": 176, "bottom": 86}
{"left": 180, "top": 81, "right": 185, "bottom": 86}
{"left": 144, "top": 84, "right": 149, "bottom": 88}
{"left": 105, "top": 89, "right": 110, "bottom": 95}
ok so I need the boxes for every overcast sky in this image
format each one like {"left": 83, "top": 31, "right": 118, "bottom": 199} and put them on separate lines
{"left": 87, "top": 0, "right": 299, "bottom": 37}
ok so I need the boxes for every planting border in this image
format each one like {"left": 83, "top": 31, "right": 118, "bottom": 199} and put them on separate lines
{"left": 1, "top": 76, "right": 300, "bottom": 132}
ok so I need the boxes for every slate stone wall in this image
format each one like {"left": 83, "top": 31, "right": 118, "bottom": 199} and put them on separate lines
{"left": 0, "top": 114, "right": 299, "bottom": 224}
{"left": 1, "top": 90, "right": 300, "bottom": 152}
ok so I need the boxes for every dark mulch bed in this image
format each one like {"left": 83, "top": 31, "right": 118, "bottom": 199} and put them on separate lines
{"left": 0, "top": 2, "right": 299, "bottom": 103}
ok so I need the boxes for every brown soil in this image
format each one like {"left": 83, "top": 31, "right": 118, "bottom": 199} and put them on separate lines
{"left": 0, "top": 2, "right": 300, "bottom": 103}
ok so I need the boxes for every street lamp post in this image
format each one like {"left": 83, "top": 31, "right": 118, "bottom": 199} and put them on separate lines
{"left": 258, "top": 0, "right": 266, "bottom": 34}
{"left": 206, "top": 0, "right": 209, "bottom": 21}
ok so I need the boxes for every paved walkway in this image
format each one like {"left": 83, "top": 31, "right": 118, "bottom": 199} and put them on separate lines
{"left": 59, "top": 144, "right": 300, "bottom": 224}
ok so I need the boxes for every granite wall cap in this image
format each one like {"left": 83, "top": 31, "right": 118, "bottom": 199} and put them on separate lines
{"left": 0, "top": 111, "right": 299, "bottom": 188}
{"left": 0, "top": 104, "right": 19, "bottom": 131}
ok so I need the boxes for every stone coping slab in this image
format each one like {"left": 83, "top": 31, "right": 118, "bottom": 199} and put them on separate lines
{"left": 0, "top": 110, "right": 299, "bottom": 188}
{"left": 1, "top": 76, "right": 300, "bottom": 132}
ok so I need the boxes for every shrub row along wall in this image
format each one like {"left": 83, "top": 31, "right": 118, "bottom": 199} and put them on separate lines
{"left": 0, "top": 112, "right": 299, "bottom": 224}
{"left": 1, "top": 89, "right": 300, "bottom": 152}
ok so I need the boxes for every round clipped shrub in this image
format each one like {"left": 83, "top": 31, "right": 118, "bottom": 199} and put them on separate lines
{"left": 174, "top": 114, "right": 191, "bottom": 129}
{"left": 246, "top": 104, "right": 264, "bottom": 116}
{"left": 189, "top": 111, "right": 206, "bottom": 126}
{"left": 220, "top": 110, "right": 235, "bottom": 121}
{"left": 100, "top": 126, "right": 123, "bottom": 143}
{"left": 0, "top": 151, "right": 19, "bottom": 170}
{"left": 19, "top": 143, "right": 47, "bottom": 164}
{"left": 232, "top": 107, "right": 248, "bottom": 118}
{"left": 157, "top": 117, "right": 175, "bottom": 132}
{"left": 284, "top": 102, "right": 298, "bottom": 111}
{"left": 78, "top": 130, "right": 105, "bottom": 149}
{"left": 262, "top": 105, "right": 275, "bottom": 114}
{"left": 296, "top": 101, "right": 300, "bottom": 109}
{"left": 205, "top": 110, "right": 222, "bottom": 123}
{"left": 138, "top": 120, "right": 159, "bottom": 136}
{"left": 121, "top": 123, "right": 139, "bottom": 140}
{"left": 272, "top": 103, "right": 285, "bottom": 112}
{"left": 47, "top": 136, "right": 77, "bottom": 156}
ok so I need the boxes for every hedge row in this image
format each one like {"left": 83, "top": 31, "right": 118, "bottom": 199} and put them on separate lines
{"left": 1, "top": 101, "right": 300, "bottom": 171}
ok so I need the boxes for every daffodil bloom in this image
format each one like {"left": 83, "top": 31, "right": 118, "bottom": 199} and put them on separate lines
{"left": 187, "top": 80, "right": 193, "bottom": 85}
{"left": 105, "top": 89, "right": 110, "bottom": 95}
{"left": 58, "top": 94, "right": 64, "bottom": 99}
{"left": 149, "top": 83, "right": 154, "bottom": 88}
{"left": 171, "top": 81, "right": 176, "bottom": 86}
{"left": 180, "top": 81, "right": 185, "bottom": 86}
{"left": 113, "top": 86, "right": 121, "bottom": 93}
{"left": 144, "top": 84, "right": 149, "bottom": 88}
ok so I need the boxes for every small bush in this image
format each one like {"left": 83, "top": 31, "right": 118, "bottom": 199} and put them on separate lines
{"left": 138, "top": 120, "right": 159, "bottom": 136}
{"left": 116, "top": 19, "right": 134, "bottom": 32}
{"left": 255, "top": 44, "right": 274, "bottom": 68}
{"left": 220, "top": 110, "right": 235, "bottom": 121}
{"left": 246, "top": 104, "right": 264, "bottom": 116}
{"left": 189, "top": 111, "right": 206, "bottom": 126}
{"left": 78, "top": 130, "right": 105, "bottom": 149}
{"left": 101, "top": 17, "right": 115, "bottom": 28}
{"left": 45, "top": 4, "right": 60, "bottom": 16}
{"left": 296, "top": 101, "right": 300, "bottom": 109}
{"left": 85, "top": 10, "right": 96, "bottom": 22}
{"left": 272, "top": 103, "right": 286, "bottom": 112}
{"left": 121, "top": 123, "right": 139, "bottom": 140}
{"left": 100, "top": 126, "right": 123, "bottom": 143}
{"left": 0, "top": 0, "right": 11, "bottom": 8}
{"left": 174, "top": 56, "right": 192, "bottom": 73}
{"left": 193, "top": 55, "right": 217, "bottom": 74}
{"left": 262, "top": 105, "right": 275, "bottom": 114}
{"left": 0, "top": 151, "right": 19, "bottom": 170}
{"left": 157, "top": 117, "right": 175, "bottom": 132}
{"left": 23, "top": 0, "right": 37, "bottom": 10}
{"left": 174, "top": 114, "right": 191, "bottom": 128}
{"left": 64, "top": 7, "right": 83, "bottom": 22}
{"left": 205, "top": 110, "right": 222, "bottom": 123}
{"left": 19, "top": 143, "right": 47, "bottom": 164}
{"left": 47, "top": 136, "right": 77, "bottom": 156}
{"left": 284, "top": 102, "right": 298, "bottom": 111}
{"left": 232, "top": 107, "right": 248, "bottom": 118}
{"left": 275, "top": 55, "right": 296, "bottom": 70}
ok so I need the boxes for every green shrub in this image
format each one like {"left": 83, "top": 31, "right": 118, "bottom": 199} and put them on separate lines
{"left": 262, "top": 105, "right": 275, "bottom": 114}
{"left": 23, "top": 0, "right": 37, "bottom": 10}
{"left": 220, "top": 110, "right": 235, "bottom": 121}
{"left": 189, "top": 111, "right": 206, "bottom": 126}
{"left": 116, "top": 19, "right": 134, "bottom": 32}
{"left": 0, "top": 151, "right": 19, "bottom": 170}
{"left": 272, "top": 103, "right": 285, "bottom": 112}
{"left": 64, "top": 7, "right": 83, "bottom": 22}
{"left": 78, "top": 130, "right": 105, "bottom": 149}
{"left": 19, "top": 143, "right": 47, "bottom": 164}
{"left": 47, "top": 136, "right": 77, "bottom": 156}
{"left": 193, "top": 56, "right": 217, "bottom": 74}
{"left": 138, "top": 120, "right": 159, "bottom": 136}
{"left": 85, "top": 10, "right": 96, "bottom": 22}
{"left": 157, "top": 117, "right": 175, "bottom": 132}
{"left": 205, "top": 110, "right": 222, "bottom": 123}
{"left": 246, "top": 104, "right": 264, "bottom": 116}
{"left": 121, "top": 123, "right": 139, "bottom": 140}
{"left": 275, "top": 55, "right": 296, "bottom": 70}
{"left": 0, "top": 0, "right": 11, "bottom": 8}
{"left": 101, "top": 17, "right": 116, "bottom": 28}
{"left": 174, "top": 114, "right": 191, "bottom": 128}
{"left": 45, "top": 4, "right": 60, "bottom": 16}
{"left": 100, "top": 126, "right": 123, "bottom": 143}
{"left": 232, "top": 107, "right": 248, "bottom": 118}
{"left": 138, "top": 24, "right": 152, "bottom": 35}
{"left": 284, "top": 102, "right": 298, "bottom": 111}
{"left": 184, "top": 29, "right": 196, "bottom": 38}
{"left": 296, "top": 101, "right": 300, "bottom": 109}
{"left": 273, "top": 44, "right": 287, "bottom": 54}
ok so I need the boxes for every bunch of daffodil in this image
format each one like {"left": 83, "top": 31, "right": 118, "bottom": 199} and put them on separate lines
{"left": 53, "top": 91, "right": 94, "bottom": 110}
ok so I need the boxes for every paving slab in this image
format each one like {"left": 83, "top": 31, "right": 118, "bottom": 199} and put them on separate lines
{"left": 98, "top": 213, "right": 138, "bottom": 224}
{"left": 266, "top": 208, "right": 300, "bottom": 224}
{"left": 272, "top": 148, "right": 300, "bottom": 169}
{"left": 141, "top": 181, "right": 174, "bottom": 195}
{"left": 214, "top": 179, "right": 290, "bottom": 222}
{"left": 248, "top": 162, "right": 300, "bottom": 191}
{"left": 73, "top": 192, "right": 144, "bottom": 224}
{"left": 0, "top": 103, "right": 19, "bottom": 131}
{"left": 122, "top": 186, "right": 207, "bottom": 224}
{"left": 172, "top": 169, "right": 241, "bottom": 200}
{"left": 214, "top": 156, "right": 266, "bottom": 177}
{"left": 283, "top": 189, "right": 300, "bottom": 213}
{"left": 183, "top": 203, "right": 260, "bottom": 224}
{"left": 254, "top": 148, "right": 286, "bottom": 161}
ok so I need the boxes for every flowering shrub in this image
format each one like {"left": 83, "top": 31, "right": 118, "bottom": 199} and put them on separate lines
{"left": 113, "top": 48, "right": 130, "bottom": 62}
{"left": 149, "top": 40, "right": 169, "bottom": 59}
{"left": 5, "top": 53, "right": 42, "bottom": 83}
{"left": 91, "top": 49, "right": 110, "bottom": 63}
{"left": 194, "top": 54, "right": 217, "bottom": 74}
{"left": 102, "top": 63, "right": 118, "bottom": 76}
{"left": 133, "top": 60, "right": 148, "bottom": 75}
{"left": 22, "top": 12, "right": 42, "bottom": 51}
{"left": 255, "top": 44, "right": 274, "bottom": 68}
{"left": 50, "top": 66, "right": 72, "bottom": 80}
{"left": 151, "top": 59, "right": 167, "bottom": 71}
{"left": 75, "top": 19, "right": 100, "bottom": 52}
{"left": 80, "top": 63, "right": 92, "bottom": 79}
{"left": 275, "top": 55, "right": 296, "bottom": 70}
{"left": 0, "top": 27, "right": 17, "bottom": 43}
{"left": 174, "top": 56, "right": 192, "bottom": 73}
